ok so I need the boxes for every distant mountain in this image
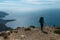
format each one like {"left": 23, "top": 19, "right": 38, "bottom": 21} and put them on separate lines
{"left": 0, "top": 25, "right": 12, "bottom": 32}
{"left": 0, "top": 19, "right": 15, "bottom": 25}
{"left": 0, "top": 11, "right": 8, "bottom": 18}
{"left": 0, "top": 11, "right": 15, "bottom": 32}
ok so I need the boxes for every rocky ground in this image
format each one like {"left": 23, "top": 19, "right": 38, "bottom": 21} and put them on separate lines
{"left": 0, "top": 26, "right": 60, "bottom": 40}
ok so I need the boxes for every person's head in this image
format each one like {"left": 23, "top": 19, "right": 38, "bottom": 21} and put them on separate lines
{"left": 39, "top": 17, "right": 44, "bottom": 24}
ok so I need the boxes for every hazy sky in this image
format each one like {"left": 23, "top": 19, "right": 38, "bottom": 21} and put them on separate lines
{"left": 0, "top": 0, "right": 60, "bottom": 12}
{"left": 0, "top": 0, "right": 60, "bottom": 28}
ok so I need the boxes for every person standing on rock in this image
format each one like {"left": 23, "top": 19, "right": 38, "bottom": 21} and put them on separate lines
{"left": 39, "top": 17, "right": 44, "bottom": 31}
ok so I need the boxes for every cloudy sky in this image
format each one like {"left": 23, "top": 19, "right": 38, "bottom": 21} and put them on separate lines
{"left": 0, "top": 0, "right": 60, "bottom": 12}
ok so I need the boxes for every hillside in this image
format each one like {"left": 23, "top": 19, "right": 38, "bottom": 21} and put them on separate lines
{"left": 0, "top": 26, "right": 60, "bottom": 40}
{"left": 0, "top": 11, "right": 15, "bottom": 32}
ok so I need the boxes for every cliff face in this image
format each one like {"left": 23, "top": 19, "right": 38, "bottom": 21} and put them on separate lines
{"left": 0, "top": 27, "right": 60, "bottom": 40}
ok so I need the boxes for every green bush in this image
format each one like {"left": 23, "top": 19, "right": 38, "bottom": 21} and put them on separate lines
{"left": 29, "top": 26, "right": 35, "bottom": 28}
{"left": 25, "top": 28, "right": 31, "bottom": 31}
{"left": 14, "top": 30, "right": 18, "bottom": 33}
{"left": 54, "top": 29, "right": 60, "bottom": 34}
{"left": 54, "top": 27, "right": 60, "bottom": 29}
{"left": 4, "top": 36, "right": 8, "bottom": 39}
{"left": 7, "top": 29, "right": 13, "bottom": 33}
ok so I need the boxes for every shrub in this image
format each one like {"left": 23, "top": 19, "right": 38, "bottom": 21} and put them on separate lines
{"left": 10, "top": 30, "right": 13, "bottom": 33}
{"left": 12, "top": 30, "right": 18, "bottom": 33}
{"left": 4, "top": 36, "right": 8, "bottom": 39}
{"left": 14, "top": 30, "right": 18, "bottom": 33}
{"left": 16, "top": 27, "right": 21, "bottom": 30}
{"left": 0, "top": 32, "right": 8, "bottom": 39}
{"left": 54, "top": 27, "right": 60, "bottom": 29}
{"left": 29, "top": 26, "right": 35, "bottom": 28}
{"left": 54, "top": 29, "right": 60, "bottom": 34}
{"left": 25, "top": 28, "right": 31, "bottom": 31}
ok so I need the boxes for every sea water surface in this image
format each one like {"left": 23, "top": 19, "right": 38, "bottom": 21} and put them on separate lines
{"left": 4, "top": 9, "right": 60, "bottom": 28}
